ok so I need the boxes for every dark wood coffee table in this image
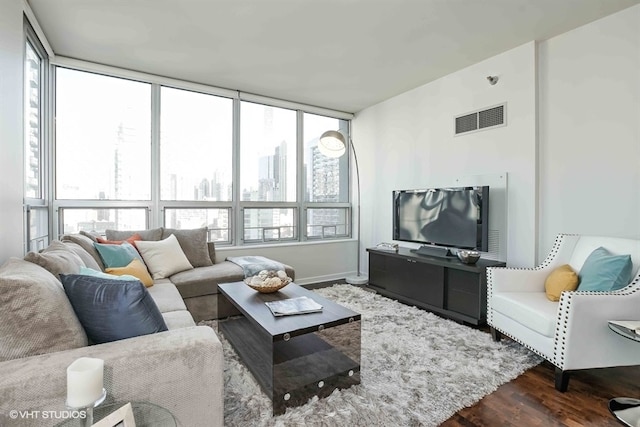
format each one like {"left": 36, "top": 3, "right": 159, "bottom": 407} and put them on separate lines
{"left": 218, "top": 282, "right": 361, "bottom": 415}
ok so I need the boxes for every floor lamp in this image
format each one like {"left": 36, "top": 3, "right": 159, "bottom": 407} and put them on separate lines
{"left": 319, "top": 130, "right": 368, "bottom": 285}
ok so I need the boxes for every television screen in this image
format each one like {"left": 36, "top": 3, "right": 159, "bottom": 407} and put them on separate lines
{"left": 393, "top": 186, "right": 489, "bottom": 251}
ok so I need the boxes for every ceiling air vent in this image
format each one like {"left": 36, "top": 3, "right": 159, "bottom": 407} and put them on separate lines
{"left": 455, "top": 103, "right": 506, "bottom": 136}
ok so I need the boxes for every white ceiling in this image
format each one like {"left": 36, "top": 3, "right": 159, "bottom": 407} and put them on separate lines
{"left": 28, "top": 0, "right": 639, "bottom": 113}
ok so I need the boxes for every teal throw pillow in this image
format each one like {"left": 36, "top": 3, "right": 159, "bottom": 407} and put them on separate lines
{"left": 93, "top": 242, "right": 143, "bottom": 268}
{"left": 578, "top": 246, "right": 633, "bottom": 291}
{"left": 79, "top": 266, "right": 139, "bottom": 282}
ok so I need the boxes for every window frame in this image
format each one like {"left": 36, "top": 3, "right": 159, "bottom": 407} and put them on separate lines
{"left": 49, "top": 63, "right": 353, "bottom": 247}
{"left": 24, "top": 18, "right": 51, "bottom": 252}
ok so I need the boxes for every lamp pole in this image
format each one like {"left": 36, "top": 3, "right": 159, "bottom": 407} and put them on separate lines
{"left": 346, "top": 136, "right": 368, "bottom": 285}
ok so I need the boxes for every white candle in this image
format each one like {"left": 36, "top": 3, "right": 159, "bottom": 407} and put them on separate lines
{"left": 66, "top": 357, "right": 104, "bottom": 408}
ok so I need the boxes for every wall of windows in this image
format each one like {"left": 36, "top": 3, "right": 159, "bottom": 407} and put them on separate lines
{"left": 53, "top": 67, "right": 351, "bottom": 246}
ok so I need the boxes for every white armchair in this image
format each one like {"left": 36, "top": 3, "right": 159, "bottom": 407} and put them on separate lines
{"left": 487, "top": 234, "right": 640, "bottom": 391}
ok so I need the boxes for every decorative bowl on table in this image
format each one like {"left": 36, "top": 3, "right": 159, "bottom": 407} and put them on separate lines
{"left": 457, "top": 250, "right": 481, "bottom": 265}
{"left": 244, "top": 270, "right": 292, "bottom": 293}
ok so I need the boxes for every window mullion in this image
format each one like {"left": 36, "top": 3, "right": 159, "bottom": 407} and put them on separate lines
{"left": 150, "top": 83, "right": 161, "bottom": 229}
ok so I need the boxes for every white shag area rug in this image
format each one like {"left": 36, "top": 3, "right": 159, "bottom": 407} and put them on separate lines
{"left": 207, "top": 284, "right": 541, "bottom": 427}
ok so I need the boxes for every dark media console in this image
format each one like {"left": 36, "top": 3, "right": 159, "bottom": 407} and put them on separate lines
{"left": 366, "top": 247, "right": 505, "bottom": 325}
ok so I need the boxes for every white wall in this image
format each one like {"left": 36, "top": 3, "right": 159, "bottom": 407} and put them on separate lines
{"left": 0, "top": 0, "right": 25, "bottom": 263}
{"left": 354, "top": 5, "right": 640, "bottom": 269}
{"left": 538, "top": 5, "right": 640, "bottom": 258}
{"left": 354, "top": 42, "right": 538, "bottom": 268}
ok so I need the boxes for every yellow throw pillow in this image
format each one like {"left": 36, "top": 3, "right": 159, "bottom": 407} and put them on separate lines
{"left": 544, "top": 264, "right": 579, "bottom": 301}
{"left": 105, "top": 259, "right": 154, "bottom": 287}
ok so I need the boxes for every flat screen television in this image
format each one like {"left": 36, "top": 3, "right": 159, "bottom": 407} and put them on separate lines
{"left": 392, "top": 186, "right": 489, "bottom": 256}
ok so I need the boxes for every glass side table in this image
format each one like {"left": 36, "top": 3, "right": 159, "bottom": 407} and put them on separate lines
{"left": 56, "top": 401, "right": 175, "bottom": 427}
{"left": 607, "top": 321, "right": 640, "bottom": 427}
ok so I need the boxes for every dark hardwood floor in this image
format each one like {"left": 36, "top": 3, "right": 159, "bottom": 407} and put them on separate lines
{"left": 311, "top": 281, "right": 640, "bottom": 426}
{"left": 441, "top": 319, "right": 640, "bottom": 426}
{"left": 442, "top": 345, "right": 640, "bottom": 427}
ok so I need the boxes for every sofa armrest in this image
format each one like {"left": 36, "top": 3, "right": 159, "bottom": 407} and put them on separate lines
{"left": 487, "top": 266, "right": 552, "bottom": 293}
{"left": 554, "top": 284, "right": 640, "bottom": 370}
{"left": 0, "top": 326, "right": 223, "bottom": 427}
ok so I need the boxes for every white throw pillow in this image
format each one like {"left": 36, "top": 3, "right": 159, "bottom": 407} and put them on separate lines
{"left": 135, "top": 234, "right": 193, "bottom": 279}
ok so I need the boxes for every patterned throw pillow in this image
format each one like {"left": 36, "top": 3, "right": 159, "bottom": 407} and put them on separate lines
{"left": 94, "top": 241, "right": 143, "bottom": 268}
{"left": 105, "top": 259, "right": 154, "bottom": 287}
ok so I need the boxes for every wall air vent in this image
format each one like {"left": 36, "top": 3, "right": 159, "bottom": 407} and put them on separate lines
{"left": 455, "top": 103, "right": 506, "bottom": 136}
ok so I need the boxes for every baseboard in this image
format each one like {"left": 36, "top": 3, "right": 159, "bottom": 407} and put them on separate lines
{"left": 295, "top": 272, "right": 354, "bottom": 286}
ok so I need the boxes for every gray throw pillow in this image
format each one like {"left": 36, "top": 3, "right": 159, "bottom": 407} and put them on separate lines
{"left": 62, "top": 234, "right": 105, "bottom": 271}
{"left": 61, "top": 274, "right": 168, "bottom": 344}
{"left": 0, "top": 258, "right": 88, "bottom": 361}
{"left": 162, "top": 227, "right": 213, "bottom": 268}
{"left": 24, "top": 240, "right": 86, "bottom": 278}
{"left": 63, "top": 241, "right": 102, "bottom": 271}
{"left": 106, "top": 228, "right": 163, "bottom": 242}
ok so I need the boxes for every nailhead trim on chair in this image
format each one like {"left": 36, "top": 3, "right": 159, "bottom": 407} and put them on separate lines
{"left": 553, "top": 272, "right": 640, "bottom": 368}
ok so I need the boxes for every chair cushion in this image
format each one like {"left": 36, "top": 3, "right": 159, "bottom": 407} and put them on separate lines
{"left": 162, "top": 228, "right": 213, "bottom": 268}
{"left": 578, "top": 247, "right": 633, "bottom": 291}
{"left": 491, "top": 292, "right": 558, "bottom": 337}
{"left": 61, "top": 274, "right": 168, "bottom": 344}
{"left": 135, "top": 234, "right": 193, "bottom": 279}
{"left": 544, "top": 264, "right": 579, "bottom": 301}
{"left": 24, "top": 240, "right": 86, "bottom": 278}
{"left": 0, "top": 258, "right": 88, "bottom": 361}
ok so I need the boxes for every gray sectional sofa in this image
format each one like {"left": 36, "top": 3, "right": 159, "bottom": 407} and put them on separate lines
{"left": 0, "top": 227, "right": 294, "bottom": 426}
{"left": 64, "top": 228, "right": 295, "bottom": 321}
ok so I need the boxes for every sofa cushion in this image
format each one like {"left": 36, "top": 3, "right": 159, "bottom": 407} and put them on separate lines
{"left": 62, "top": 234, "right": 105, "bottom": 271}
{"left": 24, "top": 240, "right": 86, "bottom": 278}
{"left": 169, "top": 261, "right": 245, "bottom": 299}
{"left": 61, "top": 274, "right": 168, "bottom": 344}
{"left": 162, "top": 228, "right": 213, "bottom": 268}
{"left": 491, "top": 292, "right": 558, "bottom": 338}
{"left": 544, "top": 264, "right": 579, "bottom": 301}
{"left": 578, "top": 246, "right": 633, "bottom": 292}
{"left": 105, "top": 259, "right": 154, "bottom": 287}
{"left": 63, "top": 241, "right": 102, "bottom": 271}
{"left": 0, "top": 258, "right": 88, "bottom": 361}
{"left": 135, "top": 234, "right": 193, "bottom": 279}
{"left": 162, "top": 310, "right": 196, "bottom": 330}
{"left": 146, "top": 281, "right": 188, "bottom": 313}
{"left": 106, "top": 228, "right": 163, "bottom": 242}
{"left": 94, "top": 242, "right": 143, "bottom": 268}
